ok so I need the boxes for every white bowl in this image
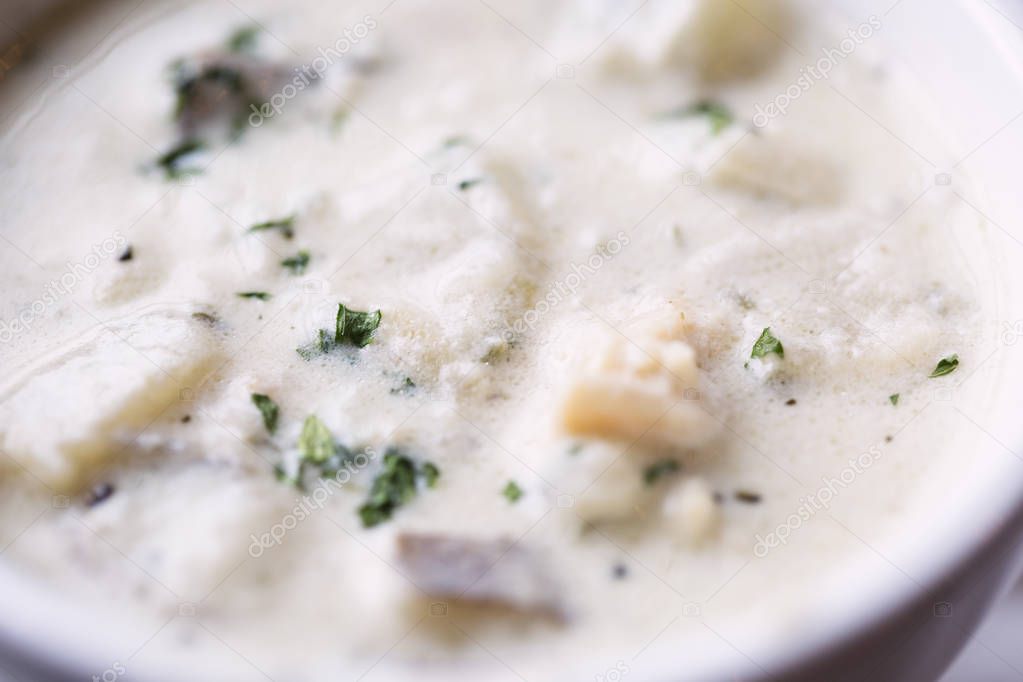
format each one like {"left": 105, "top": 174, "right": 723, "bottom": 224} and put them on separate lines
{"left": 1, "top": 1, "right": 1022, "bottom": 680}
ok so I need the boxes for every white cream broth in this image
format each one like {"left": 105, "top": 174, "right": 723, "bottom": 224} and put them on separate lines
{"left": 0, "top": 0, "right": 1003, "bottom": 680}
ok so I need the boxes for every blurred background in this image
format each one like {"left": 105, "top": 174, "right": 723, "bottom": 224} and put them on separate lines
{"left": 940, "top": 581, "right": 1023, "bottom": 681}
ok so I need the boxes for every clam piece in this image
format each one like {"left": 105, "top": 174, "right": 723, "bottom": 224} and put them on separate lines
{"left": 560, "top": 313, "right": 718, "bottom": 448}
{"left": 395, "top": 533, "right": 566, "bottom": 621}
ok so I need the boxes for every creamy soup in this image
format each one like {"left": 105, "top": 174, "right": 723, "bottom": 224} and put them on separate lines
{"left": 0, "top": 0, "right": 1003, "bottom": 680}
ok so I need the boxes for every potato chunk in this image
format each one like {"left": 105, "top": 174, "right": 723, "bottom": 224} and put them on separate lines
{"left": 560, "top": 314, "right": 717, "bottom": 448}
{"left": 0, "top": 309, "right": 221, "bottom": 490}
{"left": 575, "top": 0, "right": 792, "bottom": 82}
{"left": 667, "top": 0, "right": 793, "bottom": 81}
{"left": 662, "top": 477, "right": 720, "bottom": 544}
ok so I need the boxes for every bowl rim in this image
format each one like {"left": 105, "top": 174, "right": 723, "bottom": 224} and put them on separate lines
{"left": 1, "top": 1, "right": 1023, "bottom": 680}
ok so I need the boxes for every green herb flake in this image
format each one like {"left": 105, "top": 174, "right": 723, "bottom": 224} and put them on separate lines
{"left": 661, "top": 100, "right": 734, "bottom": 134}
{"left": 298, "top": 415, "right": 335, "bottom": 463}
{"left": 297, "top": 303, "right": 382, "bottom": 358}
{"left": 281, "top": 250, "right": 310, "bottom": 275}
{"left": 889, "top": 393, "right": 900, "bottom": 406}
{"left": 748, "top": 327, "right": 784, "bottom": 365}
{"left": 502, "top": 480, "right": 523, "bottom": 503}
{"left": 335, "top": 303, "right": 382, "bottom": 348}
{"left": 358, "top": 450, "right": 437, "bottom": 528}
{"left": 155, "top": 139, "right": 205, "bottom": 179}
{"left": 248, "top": 215, "right": 296, "bottom": 239}
{"left": 251, "top": 393, "right": 279, "bottom": 434}
{"left": 929, "top": 354, "right": 959, "bottom": 378}
{"left": 643, "top": 459, "right": 680, "bottom": 486}
{"left": 457, "top": 178, "right": 483, "bottom": 191}
{"left": 237, "top": 291, "right": 271, "bottom": 301}
{"left": 226, "top": 25, "right": 259, "bottom": 53}
{"left": 297, "top": 328, "right": 333, "bottom": 360}
{"left": 421, "top": 462, "right": 440, "bottom": 488}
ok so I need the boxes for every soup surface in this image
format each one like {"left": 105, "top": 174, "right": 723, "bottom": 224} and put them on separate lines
{"left": 0, "top": 0, "right": 1001, "bottom": 680}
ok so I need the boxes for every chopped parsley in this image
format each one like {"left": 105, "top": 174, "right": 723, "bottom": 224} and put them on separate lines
{"left": 274, "top": 415, "right": 363, "bottom": 487}
{"left": 298, "top": 415, "right": 335, "bottom": 463}
{"left": 421, "top": 462, "right": 441, "bottom": 488}
{"left": 296, "top": 303, "right": 383, "bottom": 359}
{"left": 226, "top": 25, "right": 259, "bottom": 53}
{"left": 248, "top": 215, "right": 296, "bottom": 239}
{"left": 643, "top": 459, "right": 680, "bottom": 486}
{"left": 661, "top": 100, "right": 734, "bottom": 134}
{"left": 155, "top": 139, "right": 205, "bottom": 179}
{"left": 746, "top": 327, "right": 784, "bottom": 367}
{"left": 335, "top": 303, "right": 382, "bottom": 348}
{"left": 929, "top": 354, "right": 959, "bottom": 378}
{"left": 889, "top": 393, "right": 900, "bottom": 406}
{"left": 457, "top": 178, "right": 483, "bottom": 191}
{"left": 250, "top": 393, "right": 279, "bottom": 434}
{"left": 237, "top": 291, "right": 271, "bottom": 300}
{"left": 281, "top": 250, "right": 310, "bottom": 275}
{"left": 358, "top": 449, "right": 439, "bottom": 528}
{"left": 502, "top": 480, "right": 524, "bottom": 503}
{"left": 297, "top": 328, "right": 333, "bottom": 360}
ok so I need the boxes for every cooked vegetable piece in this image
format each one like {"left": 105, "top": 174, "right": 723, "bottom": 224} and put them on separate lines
{"left": 396, "top": 533, "right": 566, "bottom": 620}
